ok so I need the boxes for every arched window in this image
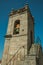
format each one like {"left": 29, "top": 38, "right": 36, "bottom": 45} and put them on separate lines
{"left": 13, "top": 20, "right": 20, "bottom": 34}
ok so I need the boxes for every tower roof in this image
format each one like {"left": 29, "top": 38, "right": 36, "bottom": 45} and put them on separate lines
{"left": 9, "top": 5, "right": 29, "bottom": 16}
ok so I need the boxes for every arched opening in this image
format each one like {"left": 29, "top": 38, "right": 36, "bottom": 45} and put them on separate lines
{"left": 13, "top": 20, "right": 20, "bottom": 34}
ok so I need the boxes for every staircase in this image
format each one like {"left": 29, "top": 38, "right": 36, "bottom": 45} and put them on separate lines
{"left": 6, "top": 45, "right": 26, "bottom": 65}
{"left": 6, "top": 44, "right": 37, "bottom": 65}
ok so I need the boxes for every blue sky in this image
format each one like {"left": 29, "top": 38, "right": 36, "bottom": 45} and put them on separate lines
{"left": 0, "top": 0, "right": 43, "bottom": 60}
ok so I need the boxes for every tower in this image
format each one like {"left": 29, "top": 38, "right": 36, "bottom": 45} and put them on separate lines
{"left": 2, "top": 5, "right": 34, "bottom": 65}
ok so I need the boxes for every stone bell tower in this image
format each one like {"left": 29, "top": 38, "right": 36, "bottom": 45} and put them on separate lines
{"left": 2, "top": 5, "right": 34, "bottom": 65}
